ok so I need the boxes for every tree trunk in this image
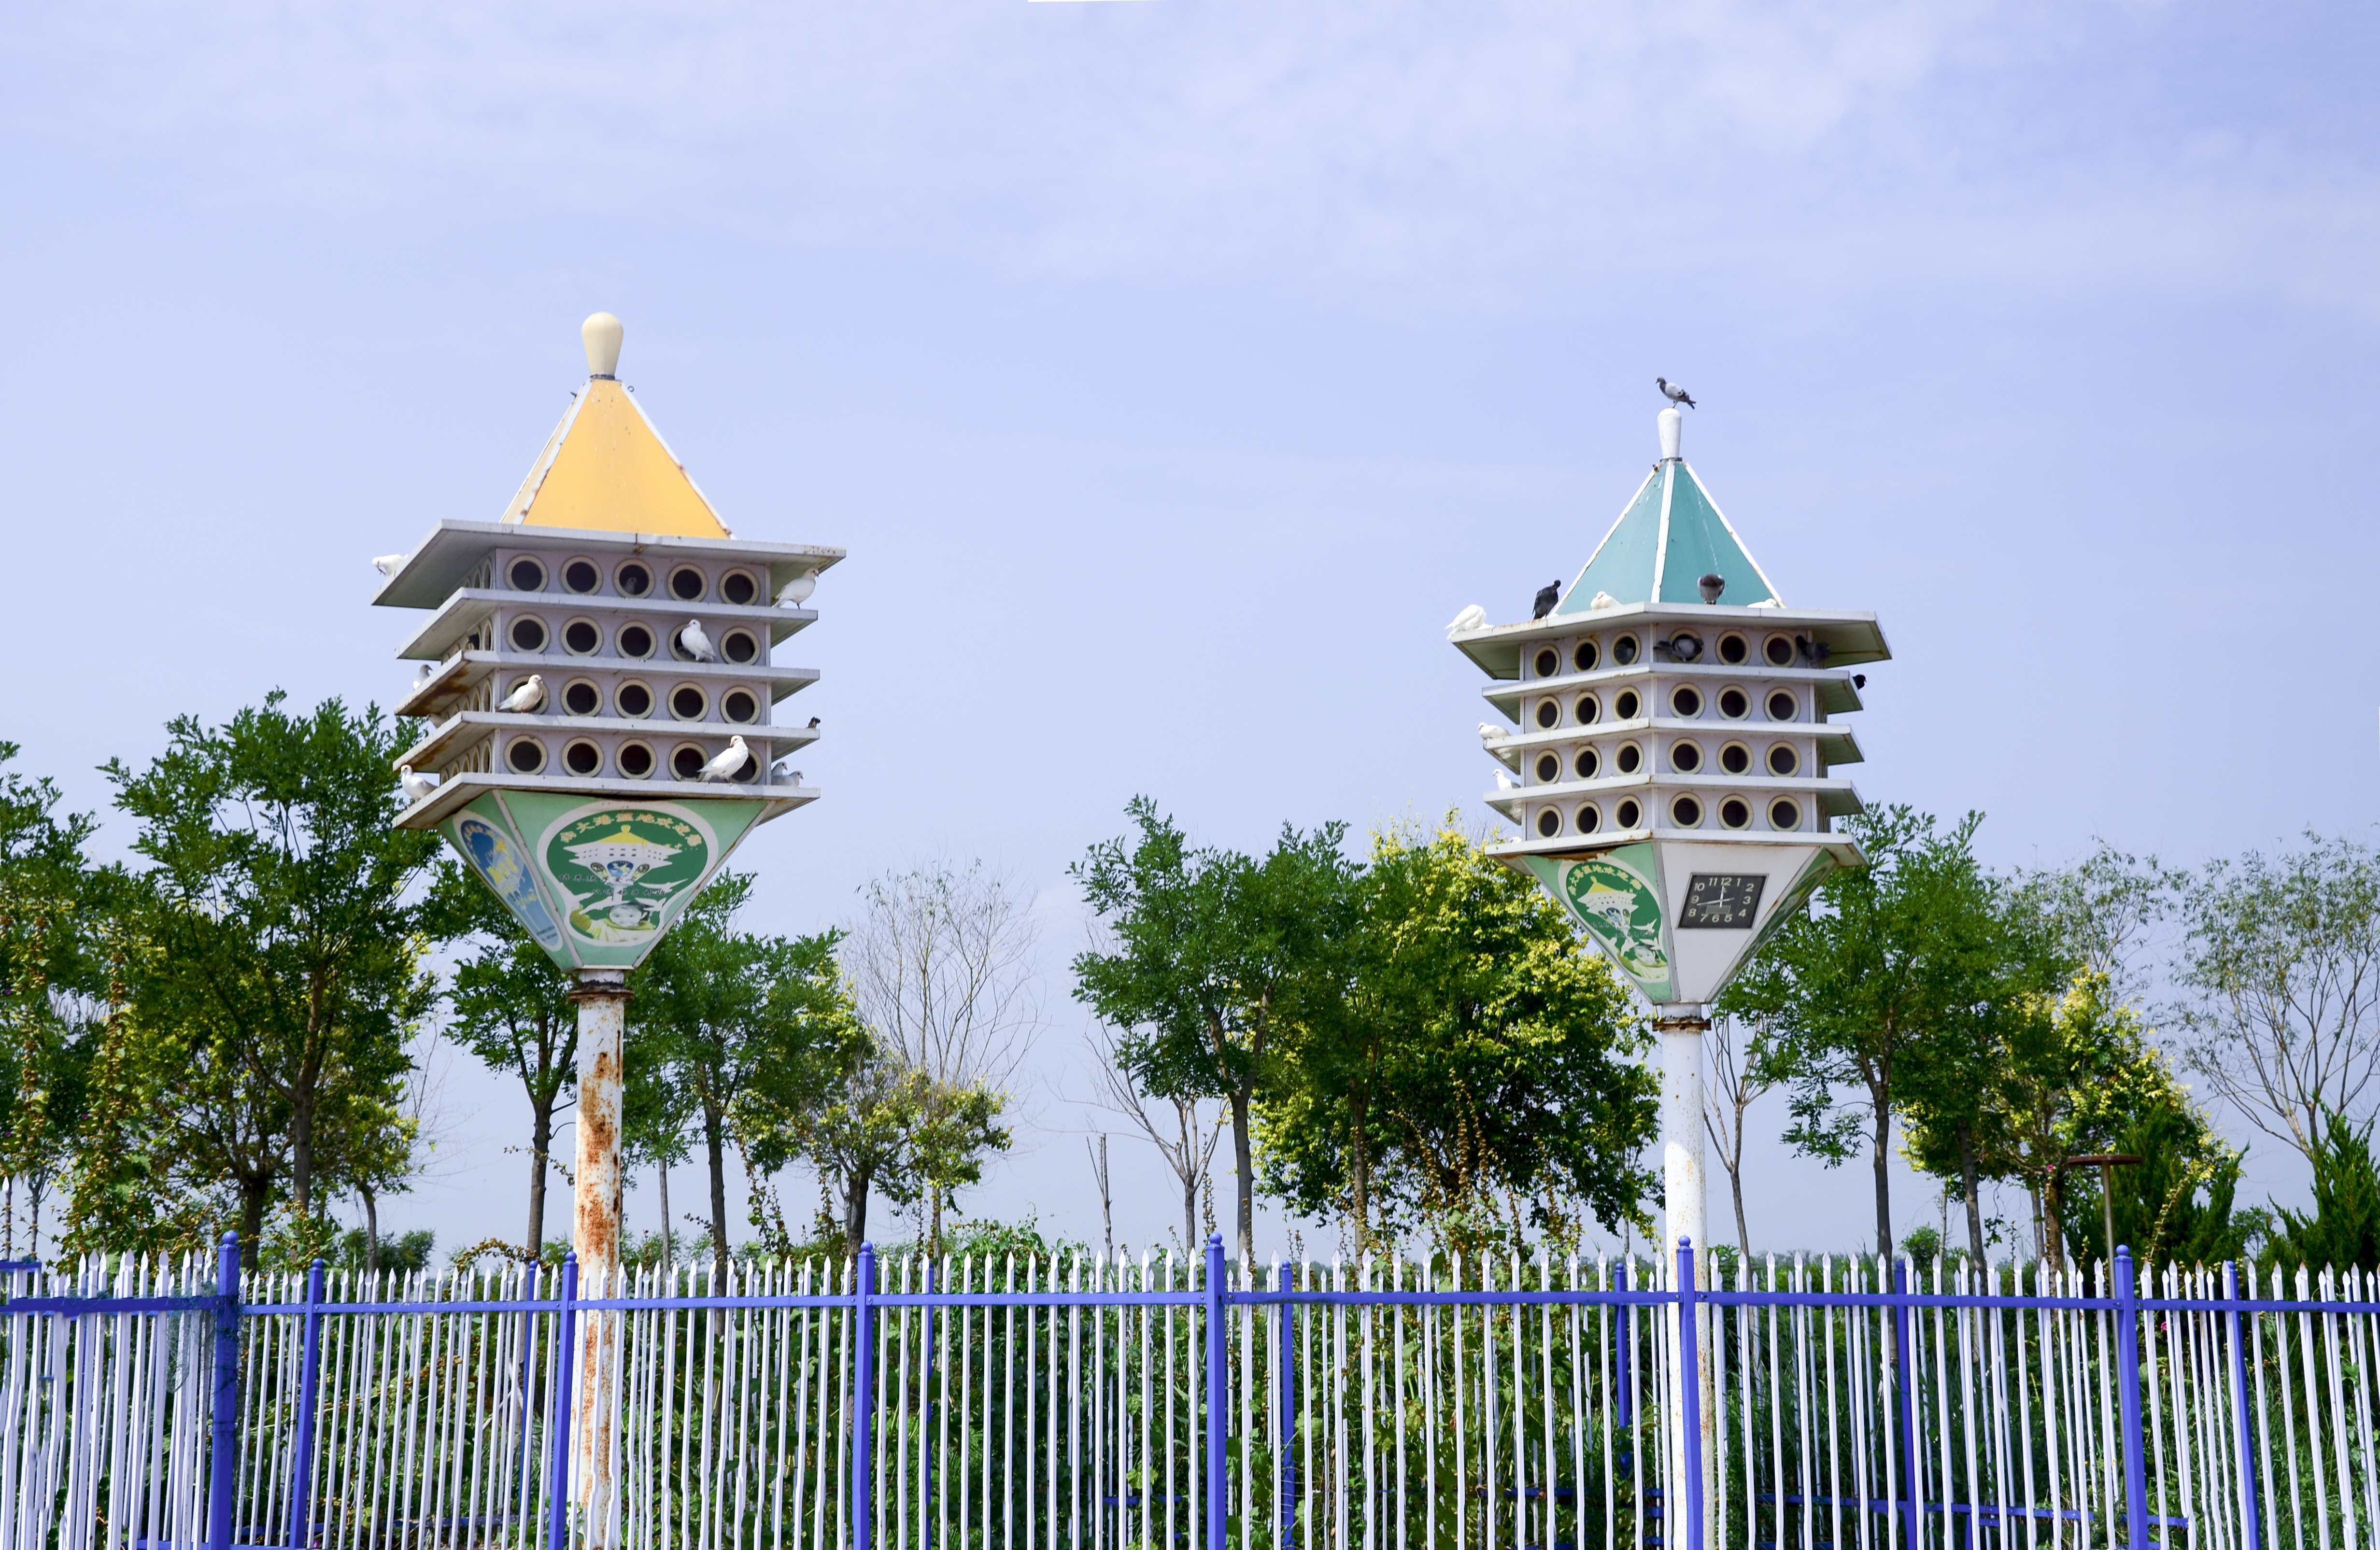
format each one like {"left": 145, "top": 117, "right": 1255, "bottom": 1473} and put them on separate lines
{"left": 929, "top": 1184, "right": 945, "bottom": 1261}
{"left": 362, "top": 1186, "right": 380, "bottom": 1282}
{"left": 844, "top": 1170, "right": 871, "bottom": 1261}
{"left": 1228, "top": 1086, "right": 1255, "bottom": 1268}
{"left": 1957, "top": 1123, "right": 1986, "bottom": 1263}
{"left": 1183, "top": 1165, "right": 1199, "bottom": 1259}
{"left": 1728, "top": 1156, "right": 1751, "bottom": 1259}
{"left": 291, "top": 1088, "right": 315, "bottom": 1222}
{"left": 1349, "top": 1091, "right": 1371, "bottom": 1252}
{"left": 2041, "top": 1171, "right": 2068, "bottom": 1275}
{"left": 1871, "top": 1101, "right": 1894, "bottom": 1259}
{"left": 703, "top": 1099, "right": 730, "bottom": 1285}
{"left": 526, "top": 1092, "right": 553, "bottom": 1257}
{"left": 237, "top": 1174, "right": 273, "bottom": 1263}
{"left": 658, "top": 1160, "right": 672, "bottom": 1266}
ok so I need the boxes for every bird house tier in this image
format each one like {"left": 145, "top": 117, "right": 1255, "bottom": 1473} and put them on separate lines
{"left": 1449, "top": 405, "right": 1890, "bottom": 1007}
{"left": 374, "top": 313, "right": 843, "bottom": 845}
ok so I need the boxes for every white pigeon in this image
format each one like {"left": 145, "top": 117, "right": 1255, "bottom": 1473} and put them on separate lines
{"left": 698, "top": 736, "right": 751, "bottom": 783}
{"left": 780, "top": 568, "right": 820, "bottom": 607}
{"left": 679, "top": 620, "right": 717, "bottom": 662}
{"left": 1445, "top": 603, "right": 1488, "bottom": 636}
{"left": 1590, "top": 591, "right": 1619, "bottom": 611}
{"left": 398, "top": 766, "right": 440, "bottom": 803}
{"left": 371, "top": 554, "right": 406, "bottom": 576}
{"left": 497, "top": 675, "right": 545, "bottom": 714}
{"left": 1477, "top": 721, "right": 1502, "bottom": 742}
{"left": 1494, "top": 771, "right": 1516, "bottom": 790}
{"left": 411, "top": 662, "right": 432, "bottom": 687}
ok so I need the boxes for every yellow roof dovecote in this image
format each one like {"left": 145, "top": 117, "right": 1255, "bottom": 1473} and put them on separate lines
{"left": 500, "top": 312, "right": 733, "bottom": 538}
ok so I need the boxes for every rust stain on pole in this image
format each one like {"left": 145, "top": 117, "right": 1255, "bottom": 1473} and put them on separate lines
{"left": 570, "top": 970, "right": 628, "bottom": 1546}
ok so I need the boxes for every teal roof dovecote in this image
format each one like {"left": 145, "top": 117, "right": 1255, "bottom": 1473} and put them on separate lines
{"left": 1557, "top": 409, "right": 1781, "bottom": 611}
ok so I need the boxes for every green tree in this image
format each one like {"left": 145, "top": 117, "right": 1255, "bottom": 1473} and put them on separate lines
{"left": 1258, "top": 820, "right": 1657, "bottom": 1253}
{"left": 630, "top": 872, "right": 856, "bottom": 1281}
{"left": 86, "top": 695, "right": 440, "bottom": 1254}
{"left": 427, "top": 863, "right": 579, "bottom": 1255}
{"left": 2267, "top": 1111, "right": 2380, "bottom": 1273}
{"left": 739, "top": 1029, "right": 910, "bottom": 1260}
{"left": 2057, "top": 1090, "right": 2244, "bottom": 1273}
{"left": 1072, "top": 798, "right": 1361, "bottom": 1265}
{"left": 1721, "top": 806, "right": 2001, "bottom": 1258}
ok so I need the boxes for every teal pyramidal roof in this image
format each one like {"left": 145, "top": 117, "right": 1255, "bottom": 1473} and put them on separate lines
{"left": 1557, "top": 457, "right": 1782, "bottom": 612}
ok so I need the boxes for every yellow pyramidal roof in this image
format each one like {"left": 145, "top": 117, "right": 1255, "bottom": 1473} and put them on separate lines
{"left": 500, "top": 313, "right": 732, "bottom": 537}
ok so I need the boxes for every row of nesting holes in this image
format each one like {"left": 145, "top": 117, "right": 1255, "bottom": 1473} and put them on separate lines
{"left": 513, "top": 676, "right": 761, "bottom": 725}
{"left": 505, "top": 736, "right": 758, "bottom": 783}
{"left": 506, "top": 555, "right": 765, "bottom": 606}
{"left": 1534, "top": 683, "right": 1798, "bottom": 729}
{"left": 503, "top": 615, "right": 762, "bottom": 664}
{"left": 1534, "top": 794, "right": 1803, "bottom": 838}
{"left": 1531, "top": 739, "right": 1799, "bottom": 783}
{"left": 1530, "top": 630, "right": 1806, "bottom": 679}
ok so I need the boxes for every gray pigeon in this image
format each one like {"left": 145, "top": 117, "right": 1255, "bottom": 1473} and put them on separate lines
{"left": 1532, "top": 581, "right": 1561, "bottom": 620}
{"left": 1657, "top": 378, "right": 1697, "bottom": 409}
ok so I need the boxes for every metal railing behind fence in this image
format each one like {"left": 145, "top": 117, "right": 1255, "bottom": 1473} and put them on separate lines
{"left": 0, "top": 1236, "right": 2375, "bottom": 1550}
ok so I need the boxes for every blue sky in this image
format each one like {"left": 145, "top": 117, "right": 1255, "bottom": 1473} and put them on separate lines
{"left": 3, "top": 0, "right": 2376, "bottom": 1262}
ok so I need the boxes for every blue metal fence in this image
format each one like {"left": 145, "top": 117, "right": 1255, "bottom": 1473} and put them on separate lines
{"left": 0, "top": 1235, "right": 2375, "bottom": 1550}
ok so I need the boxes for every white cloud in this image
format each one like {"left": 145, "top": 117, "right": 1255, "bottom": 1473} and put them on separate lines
{"left": 4, "top": 0, "right": 2375, "bottom": 310}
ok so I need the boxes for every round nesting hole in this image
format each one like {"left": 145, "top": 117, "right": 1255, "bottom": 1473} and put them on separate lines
{"left": 1574, "top": 747, "right": 1600, "bottom": 780}
{"left": 508, "top": 557, "right": 547, "bottom": 592}
{"left": 561, "top": 680, "right": 601, "bottom": 717}
{"left": 563, "top": 619, "right": 601, "bottom": 655}
{"left": 1612, "top": 635, "right": 1640, "bottom": 666}
{"left": 722, "top": 629, "right": 759, "bottom": 664}
{"left": 1720, "top": 797, "right": 1752, "bottom": 830}
{"left": 671, "top": 744, "right": 709, "bottom": 781}
{"left": 1615, "top": 742, "right": 1643, "bottom": 775}
{"left": 617, "top": 741, "right": 655, "bottom": 779}
{"left": 1534, "top": 648, "right": 1560, "bottom": 678}
{"left": 1767, "top": 690, "right": 1798, "bottom": 721}
{"left": 1575, "top": 693, "right": 1601, "bottom": 724}
{"left": 1720, "top": 743, "right": 1751, "bottom": 775}
{"left": 563, "top": 740, "right": 603, "bottom": 776}
{"left": 669, "top": 566, "right": 707, "bottom": 602}
{"left": 1613, "top": 689, "right": 1642, "bottom": 720}
{"left": 1536, "top": 699, "right": 1561, "bottom": 730}
{"left": 1672, "top": 740, "right": 1702, "bottom": 773}
{"left": 1717, "top": 633, "right": 1749, "bottom": 666}
{"left": 1672, "top": 685, "right": 1703, "bottom": 718}
{"left": 1668, "top": 633, "right": 1703, "bottom": 662}
{"left": 562, "top": 559, "right": 601, "bottom": 595}
{"left": 1576, "top": 804, "right": 1601, "bottom": 834}
{"left": 1615, "top": 798, "right": 1643, "bottom": 829}
{"left": 670, "top": 685, "right": 708, "bottom": 722}
{"left": 615, "top": 681, "right": 654, "bottom": 719}
{"left": 615, "top": 561, "right": 653, "bottom": 598}
{"left": 505, "top": 738, "right": 547, "bottom": 775}
{"left": 508, "top": 616, "right": 548, "bottom": 653}
{"left": 721, "top": 571, "right": 759, "bottom": 606}
{"left": 617, "top": 622, "right": 655, "bottom": 659}
{"left": 731, "top": 751, "right": 760, "bottom": 784}
{"left": 721, "top": 689, "right": 760, "bottom": 725}
{"left": 1769, "top": 798, "right": 1803, "bottom": 831}
{"left": 1768, "top": 744, "right": 1800, "bottom": 776}
{"left": 1535, "top": 752, "right": 1561, "bottom": 784}
{"left": 1718, "top": 687, "right": 1750, "bottom": 719}
{"left": 1671, "top": 795, "right": 1704, "bottom": 828}
{"left": 1764, "top": 635, "right": 1797, "bottom": 667}
{"left": 1573, "top": 640, "right": 1600, "bottom": 673}
{"left": 1536, "top": 808, "right": 1562, "bottom": 839}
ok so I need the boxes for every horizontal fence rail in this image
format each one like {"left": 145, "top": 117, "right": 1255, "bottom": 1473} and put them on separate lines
{"left": 0, "top": 1237, "right": 2374, "bottom": 1550}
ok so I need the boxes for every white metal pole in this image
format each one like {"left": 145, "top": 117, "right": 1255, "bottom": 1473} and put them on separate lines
{"left": 572, "top": 968, "right": 628, "bottom": 1542}
{"left": 1656, "top": 1005, "right": 1715, "bottom": 1550}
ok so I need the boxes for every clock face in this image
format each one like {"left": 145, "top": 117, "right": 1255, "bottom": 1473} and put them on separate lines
{"left": 1680, "top": 873, "right": 1767, "bottom": 930}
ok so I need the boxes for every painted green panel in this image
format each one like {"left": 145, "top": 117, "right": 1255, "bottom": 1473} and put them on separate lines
{"left": 1521, "top": 845, "right": 1674, "bottom": 1001}
{"left": 1557, "top": 468, "right": 1664, "bottom": 611}
{"left": 439, "top": 791, "right": 771, "bottom": 972}
{"left": 1656, "top": 465, "right": 1772, "bottom": 605}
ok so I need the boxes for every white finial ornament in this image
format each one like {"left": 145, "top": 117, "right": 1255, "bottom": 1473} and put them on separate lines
{"left": 582, "top": 312, "right": 624, "bottom": 378}
{"left": 1658, "top": 407, "right": 1682, "bottom": 461}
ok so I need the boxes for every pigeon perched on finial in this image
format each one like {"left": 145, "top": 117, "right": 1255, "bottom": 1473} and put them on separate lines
{"left": 780, "top": 568, "right": 820, "bottom": 607}
{"left": 678, "top": 620, "right": 717, "bottom": 662}
{"left": 1531, "top": 581, "right": 1561, "bottom": 620}
{"left": 398, "top": 766, "right": 440, "bottom": 803}
{"left": 497, "top": 676, "right": 545, "bottom": 714}
{"left": 1446, "top": 603, "right": 1488, "bottom": 637}
{"left": 698, "top": 737, "right": 751, "bottom": 783}
{"left": 1657, "top": 378, "right": 1697, "bottom": 409}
